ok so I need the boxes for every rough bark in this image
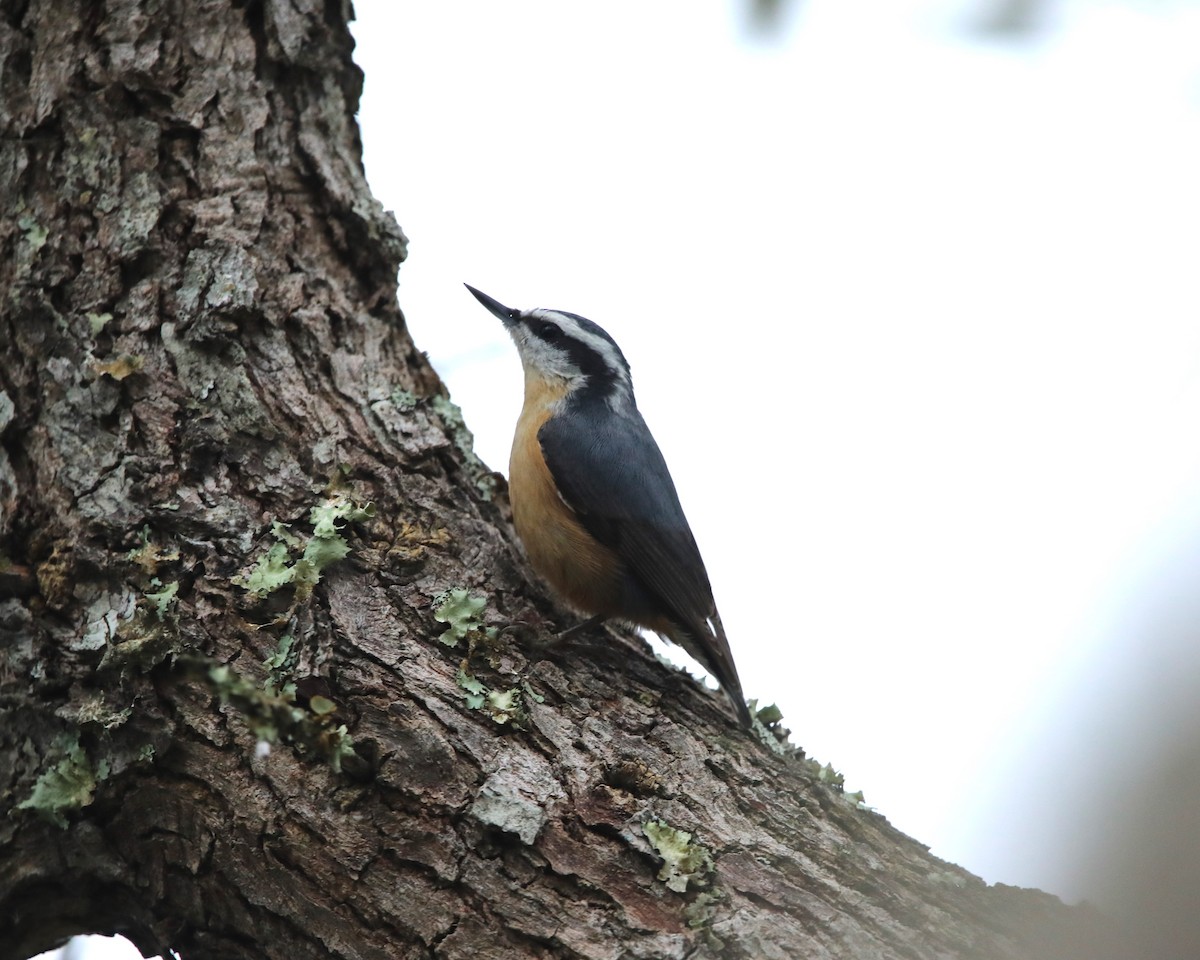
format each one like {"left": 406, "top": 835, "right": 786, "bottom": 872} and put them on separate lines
{"left": 0, "top": 2, "right": 1109, "bottom": 958}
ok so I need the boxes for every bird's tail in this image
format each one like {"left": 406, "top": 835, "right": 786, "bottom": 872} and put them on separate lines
{"left": 672, "top": 610, "right": 753, "bottom": 730}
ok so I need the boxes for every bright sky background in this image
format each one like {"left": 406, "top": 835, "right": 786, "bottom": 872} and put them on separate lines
{"left": 38, "top": 5, "right": 1200, "bottom": 958}
{"left": 348, "top": 0, "right": 1200, "bottom": 901}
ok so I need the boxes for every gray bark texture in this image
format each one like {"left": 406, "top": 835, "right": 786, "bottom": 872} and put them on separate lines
{"left": 0, "top": 1, "right": 1114, "bottom": 958}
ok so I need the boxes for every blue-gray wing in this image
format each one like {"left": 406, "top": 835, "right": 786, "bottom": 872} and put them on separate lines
{"left": 538, "top": 403, "right": 750, "bottom": 727}
{"left": 538, "top": 404, "right": 714, "bottom": 622}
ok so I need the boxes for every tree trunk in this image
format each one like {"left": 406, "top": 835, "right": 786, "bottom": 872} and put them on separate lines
{"left": 0, "top": 2, "right": 1108, "bottom": 958}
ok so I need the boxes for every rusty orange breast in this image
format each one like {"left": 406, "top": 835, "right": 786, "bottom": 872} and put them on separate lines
{"left": 509, "top": 376, "right": 623, "bottom": 617}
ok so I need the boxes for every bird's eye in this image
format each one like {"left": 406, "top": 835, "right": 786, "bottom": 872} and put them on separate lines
{"left": 537, "top": 322, "right": 562, "bottom": 343}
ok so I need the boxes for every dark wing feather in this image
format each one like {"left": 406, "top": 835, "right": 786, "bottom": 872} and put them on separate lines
{"left": 538, "top": 404, "right": 711, "bottom": 615}
{"left": 538, "top": 402, "right": 750, "bottom": 724}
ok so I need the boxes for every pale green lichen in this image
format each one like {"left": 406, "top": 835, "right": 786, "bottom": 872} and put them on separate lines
{"left": 270, "top": 519, "right": 302, "bottom": 547}
{"left": 309, "top": 496, "right": 375, "bottom": 538}
{"left": 439, "top": 591, "right": 535, "bottom": 725}
{"left": 240, "top": 542, "right": 293, "bottom": 596}
{"left": 456, "top": 664, "right": 525, "bottom": 725}
{"left": 747, "top": 699, "right": 796, "bottom": 757}
{"left": 87, "top": 311, "right": 113, "bottom": 335}
{"left": 264, "top": 632, "right": 297, "bottom": 671}
{"left": 484, "top": 687, "right": 521, "bottom": 724}
{"left": 753, "top": 702, "right": 784, "bottom": 726}
{"left": 521, "top": 681, "right": 545, "bottom": 705}
{"left": 643, "top": 819, "right": 714, "bottom": 893}
{"left": 18, "top": 214, "right": 48, "bottom": 252}
{"left": 457, "top": 664, "right": 487, "bottom": 705}
{"left": 236, "top": 494, "right": 373, "bottom": 601}
{"left": 290, "top": 536, "right": 351, "bottom": 596}
{"left": 683, "top": 890, "right": 723, "bottom": 930}
{"left": 208, "top": 663, "right": 291, "bottom": 743}
{"left": 748, "top": 704, "right": 867, "bottom": 806}
{"left": 145, "top": 579, "right": 178, "bottom": 620}
{"left": 816, "top": 762, "right": 845, "bottom": 789}
{"left": 263, "top": 631, "right": 297, "bottom": 674}
{"left": 17, "top": 736, "right": 110, "bottom": 829}
{"left": 263, "top": 632, "right": 298, "bottom": 697}
{"left": 434, "top": 589, "right": 488, "bottom": 647}
{"left": 389, "top": 387, "right": 418, "bottom": 412}
{"left": 846, "top": 789, "right": 868, "bottom": 807}
{"left": 205, "top": 661, "right": 360, "bottom": 774}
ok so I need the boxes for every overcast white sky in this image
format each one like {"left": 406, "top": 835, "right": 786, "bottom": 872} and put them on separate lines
{"left": 346, "top": 0, "right": 1200, "bottom": 900}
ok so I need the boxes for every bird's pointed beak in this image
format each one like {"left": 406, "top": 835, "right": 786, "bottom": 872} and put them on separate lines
{"left": 464, "top": 284, "right": 520, "bottom": 327}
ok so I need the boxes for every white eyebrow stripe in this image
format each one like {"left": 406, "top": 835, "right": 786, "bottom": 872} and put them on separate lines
{"left": 529, "top": 308, "right": 630, "bottom": 381}
{"left": 520, "top": 307, "right": 636, "bottom": 412}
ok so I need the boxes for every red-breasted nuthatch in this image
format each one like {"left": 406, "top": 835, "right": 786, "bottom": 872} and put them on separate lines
{"left": 465, "top": 284, "right": 753, "bottom": 729}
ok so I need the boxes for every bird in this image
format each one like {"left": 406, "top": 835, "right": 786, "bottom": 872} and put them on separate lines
{"left": 465, "top": 284, "right": 753, "bottom": 730}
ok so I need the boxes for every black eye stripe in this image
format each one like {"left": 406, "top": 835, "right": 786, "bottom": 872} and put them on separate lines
{"left": 519, "top": 310, "right": 635, "bottom": 398}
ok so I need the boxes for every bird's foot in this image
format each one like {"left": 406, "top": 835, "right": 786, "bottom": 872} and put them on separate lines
{"left": 554, "top": 614, "right": 607, "bottom": 642}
